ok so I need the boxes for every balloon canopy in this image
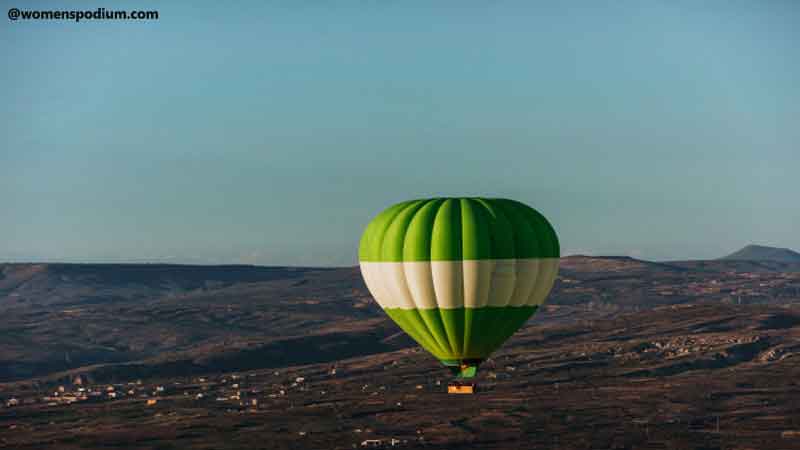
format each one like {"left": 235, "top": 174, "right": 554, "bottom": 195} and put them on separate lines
{"left": 359, "top": 198, "right": 559, "bottom": 378}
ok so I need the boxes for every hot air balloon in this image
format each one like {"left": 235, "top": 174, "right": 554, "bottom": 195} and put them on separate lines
{"left": 359, "top": 198, "right": 559, "bottom": 392}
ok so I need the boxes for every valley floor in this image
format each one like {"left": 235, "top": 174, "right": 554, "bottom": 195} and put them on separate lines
{"left": 3, "top": 303, "right": 800, "bottom": 450}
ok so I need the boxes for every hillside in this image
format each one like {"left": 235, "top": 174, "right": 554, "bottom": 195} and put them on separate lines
{"left": 1, "top": 257, "right": 799, "bottom": 384}
{"left": 721, "top": 245, "right": 800, "bottom": 263}
{"left": 2, "top": 303, "right": 800, "bottom": 450}
{"left": 0, "top": 264, "right": 386, "bottom": 382}
{"left": 1, "top": 258, "right": 800, "bottom": 449}
{"left": 0, "top": 263, "right": 322, "bottom": 311}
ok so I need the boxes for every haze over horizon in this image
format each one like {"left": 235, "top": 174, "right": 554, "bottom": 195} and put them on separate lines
{"left": 3, "top": 2, "right": 799, "bottom": 266}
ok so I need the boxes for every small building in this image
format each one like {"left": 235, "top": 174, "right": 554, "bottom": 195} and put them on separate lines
{"left": 361, "top": 440, "right": 382, "bottom": 447}
{"left": 448, "top": 384, "right": 476, "bottom": 394}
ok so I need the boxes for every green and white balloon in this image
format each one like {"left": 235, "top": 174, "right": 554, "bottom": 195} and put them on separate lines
{"left": 359, "top": 198, "right": 559, "bottom": 378}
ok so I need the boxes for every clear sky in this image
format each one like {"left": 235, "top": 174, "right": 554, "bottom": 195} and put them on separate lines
{"left": 2, "top": 1, "right": 798, "bottom": 265}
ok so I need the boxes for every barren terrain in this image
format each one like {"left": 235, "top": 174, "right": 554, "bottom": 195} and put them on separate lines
{"left": 2, "top": 255, "right": 800, "bottom": 449}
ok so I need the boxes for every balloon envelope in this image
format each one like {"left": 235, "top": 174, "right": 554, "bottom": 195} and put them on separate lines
{"left": 359, "top": 198, "right": 559, "bottom": 377}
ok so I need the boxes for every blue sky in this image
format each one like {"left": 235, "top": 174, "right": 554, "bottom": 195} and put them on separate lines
{"left": 2, "top": 1, "right": 798, "bottom": 265}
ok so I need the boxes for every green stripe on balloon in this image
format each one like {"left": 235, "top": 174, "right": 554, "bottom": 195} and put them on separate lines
{"left": 382, "top": 306, "right": 538, "bottom": 361}
{"left": 359, "top": 198, "right": 558, "bottom": 262}
{"left": 460, "top": 198, "right": 490, "bottom": 260}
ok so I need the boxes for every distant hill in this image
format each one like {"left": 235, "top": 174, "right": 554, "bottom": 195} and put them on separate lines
{"left": 721, "top": 245, "right": 800, "bottom": 263}
{"left": 559, "top": 255, "right": 686, "bottom": 274}
{"left": 0, "top": 263, "right": 324, "bottom": 310}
